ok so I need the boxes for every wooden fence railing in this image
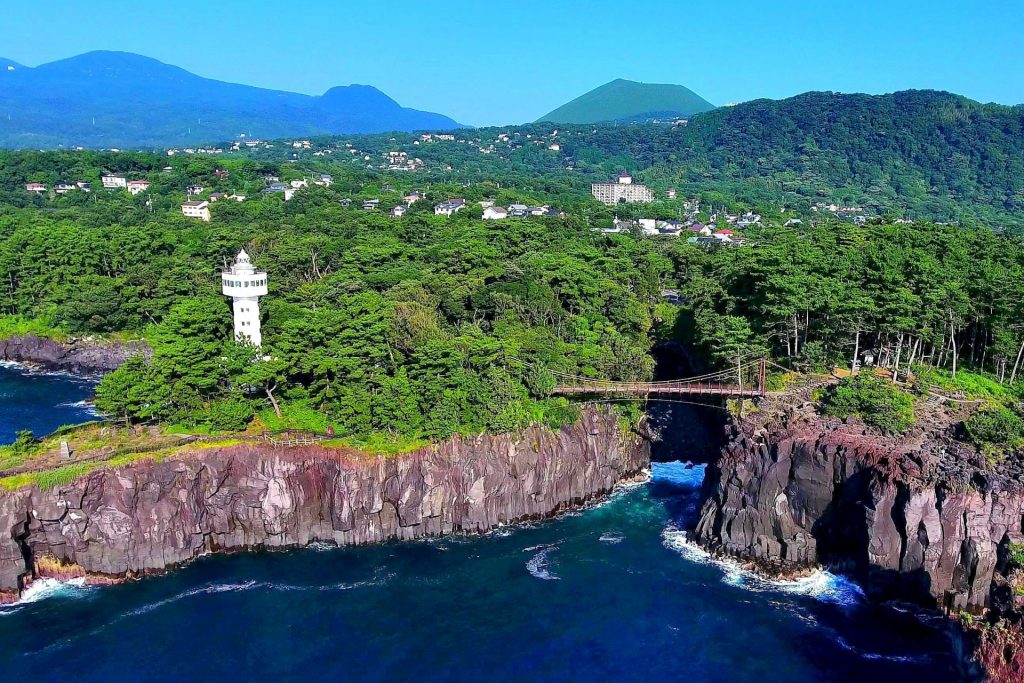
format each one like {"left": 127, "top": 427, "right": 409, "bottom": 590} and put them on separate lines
{"left": 261, "top": 430, "right": 329, "bottom": 447}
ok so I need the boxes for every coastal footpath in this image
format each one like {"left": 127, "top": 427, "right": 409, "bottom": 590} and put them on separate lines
{"left": 0, "top": 407, "right": 648, "bottom": 599}
{"left": 695, "top": 389, "right": 1024, "bottom": 614}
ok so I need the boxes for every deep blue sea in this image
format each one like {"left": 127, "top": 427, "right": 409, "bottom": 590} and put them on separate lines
{"left": 0, "top": 363, "right": 98, "bottom": 444}
{"left": 0, "top": 370, "right": 958, "bottom": 682}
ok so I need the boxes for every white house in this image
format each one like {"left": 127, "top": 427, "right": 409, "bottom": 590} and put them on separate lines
{"left": 222, "top": 249, "right": 268, "bottom": 348}
{"left": 181, "top": 201, "right": 211, "bottom": 221}
{"left": 283, "top": 188, "right": 298, "bottom": 201}
{"left": 390, "top": 205, "right": 407, "bottom": 217}
{"left": 25, "top": 183, "right": 47, "bottom": 194}
{"left": 638, "top": 219, "right": 659, "bottom": 236}
{"left": 434, "top": 198, "right": 466, "bottom": 216}
{"left": 101, "top": 175, "right": 127, "bottom": 189}
{"left": 127, "top": 180, "right": 151, "bottom": 195}
{"left": 482, "top": 206, "right": 508, "bottom": 220}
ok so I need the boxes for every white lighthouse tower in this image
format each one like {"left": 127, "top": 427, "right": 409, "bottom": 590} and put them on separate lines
{"left": 222, "top": 249, "right": 268, "bottom": 347}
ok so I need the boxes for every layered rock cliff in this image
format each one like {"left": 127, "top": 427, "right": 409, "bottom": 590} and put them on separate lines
{"left": 0, "top": 408, "right": 648, "bottom": 599}
{"left": 0, "top": 334, "right": 148, "bottom": 374}
{"left": 695, "top": 391, "right": 1024, "bottom": 613}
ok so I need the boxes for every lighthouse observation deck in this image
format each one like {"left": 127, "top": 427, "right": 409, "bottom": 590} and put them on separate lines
{"left": 221, "top": 249, "right": 268, "bottom": 297}
{"left": 222, "top": 273, "right": 268, "bottom": 298}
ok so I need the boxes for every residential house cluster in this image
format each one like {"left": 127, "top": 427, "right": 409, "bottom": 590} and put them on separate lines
{"left": 166, "top": 146, "right": 224, "bottom": 156}
{"left": 383, "top": 150, "right": 424, "bottom": 171}
{"left": 481, "top": 201, "right": 561, "bottom": 220}
{"left": 813, "top": 202, "right": 868, "bottom": 226}
{"left": 603, "top": 217, "right": 746, "bottom": 246}
{"left": 26, "top": 175, "right": 141, "bottom": 197}
{"left": 100, "top": 174, "right": 153, "bottom": 194}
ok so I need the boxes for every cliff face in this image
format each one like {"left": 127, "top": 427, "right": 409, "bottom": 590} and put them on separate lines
{"left": 695, "top": 400, "right": 1024, "bottom": 612}
{"left": 0, "top": 334, "right": 149, "bottom": 374}
{"left": 0, "top": 408, "right": 648, "bottom": 598}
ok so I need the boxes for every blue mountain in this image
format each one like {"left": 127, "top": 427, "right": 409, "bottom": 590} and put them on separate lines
{"left": 0, "top": 51, "right": 463, "bottom": 149}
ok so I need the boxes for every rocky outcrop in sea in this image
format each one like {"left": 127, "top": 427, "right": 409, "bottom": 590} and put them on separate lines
{"left": 0, "top": 334, "right": 149, "bottom": 374}
{"left": 694, "top": 390, "right": 1024, "bottom": 613}
{"left": 0, "top": 407, "right": 648, "bottom": 600}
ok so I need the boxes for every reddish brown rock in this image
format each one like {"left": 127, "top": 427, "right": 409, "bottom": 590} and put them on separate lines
{"left": 0, "top": 407, "right": 648, "bottom": 598}
{"left": 695, "top": 398, "right": 1024, "bottom": 612}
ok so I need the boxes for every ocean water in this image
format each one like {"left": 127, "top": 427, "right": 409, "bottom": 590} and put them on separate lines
{"left": 0, "top": 363, "right": 98, "bottom": 444}
{"left": 0, "top": 368, "right": 956, "bottom": 681}
{"left": 0, "top": 459, "right": 956, "bottom": 682}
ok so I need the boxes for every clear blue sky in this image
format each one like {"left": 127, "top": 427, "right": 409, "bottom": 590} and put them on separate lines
{"left": 3, "top": 0, "right": 1021, "bottom": 126}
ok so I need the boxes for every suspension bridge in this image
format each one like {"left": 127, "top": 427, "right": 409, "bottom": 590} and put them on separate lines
{"left": 514, "top": 355, "right": 769, "bottom": 400}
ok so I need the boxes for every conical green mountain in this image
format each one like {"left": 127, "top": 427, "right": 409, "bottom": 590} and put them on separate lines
{"left": 537, "top": 78, "right": 715, "bottom": 123}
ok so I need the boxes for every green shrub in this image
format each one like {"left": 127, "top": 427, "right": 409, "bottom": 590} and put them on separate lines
{"left": 913, "top": 365, "right": 1024, "bottom": 402}
{"left": 201, "top": 399, "right": 255, "bottom": 432}
{"left": 1010, "top": 543, "right": 1024, "bottom": 568}
{"left": 821, "top": 373, "right": 915, "bottom": 433}
{"left": 964, "top": 406, "right": 1024, "bottom": 455}
{"left": 258, "top": 400, "right": 333, "bottom": 434}
{"left": 0, "top": 315, "right": 64, "bottom": 340}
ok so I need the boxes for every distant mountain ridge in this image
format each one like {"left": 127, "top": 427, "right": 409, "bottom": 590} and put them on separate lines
{"left": 0, "top": 51, "right": 464, "bottom": 149}
{"left": 537, "top": 79, "right": 715, "bottom": 123}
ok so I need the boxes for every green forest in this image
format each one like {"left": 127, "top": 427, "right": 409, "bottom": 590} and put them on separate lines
{"left": 0, "top": 110, "right": 1023, "bottom": 445}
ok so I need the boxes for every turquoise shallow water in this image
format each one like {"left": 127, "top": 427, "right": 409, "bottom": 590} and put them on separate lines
{"left": 0, "top": 369, "right": 957, "bottom": 682}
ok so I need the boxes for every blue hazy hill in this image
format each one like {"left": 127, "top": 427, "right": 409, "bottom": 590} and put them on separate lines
{"left": 0, "top": 51, "right": 463, "bottom": 149}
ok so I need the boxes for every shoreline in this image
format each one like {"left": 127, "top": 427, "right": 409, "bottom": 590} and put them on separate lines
{"left": 0, "top": 333, "right": 149, "bottom": 376}
{"left": 1, "top": 467, "right": 655, "bottom": 606}
{"left": 0, "top": 407, "right": 650, "bottom": 601}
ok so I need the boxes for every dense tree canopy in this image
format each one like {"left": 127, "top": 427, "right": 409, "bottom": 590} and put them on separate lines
{"left": 1, "top": 127, "right": 1022, "bottom": 442}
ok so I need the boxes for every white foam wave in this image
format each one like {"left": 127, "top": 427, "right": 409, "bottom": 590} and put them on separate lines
{"left": 0, "top": 577, "right": 89, "bottom": 613}
{"left": 525, "top": 544, "right": 560, "bottom": 580}
{"left": 57, "top": 399, "right": 98, "bottom": 412}
{"left": 661, "top": 528, "right": 863, "bottom": 607}
{"left": 127, "top": 580, "right": 259, "bottom": 616}
{"left": 834, "top": 635, "right": 930, "bottom": 663}
{"left": 598, "top": 532, "right": 624, "bottom": 544}
{"left": 0, "top": 361, "right": 100, "bottom": 381}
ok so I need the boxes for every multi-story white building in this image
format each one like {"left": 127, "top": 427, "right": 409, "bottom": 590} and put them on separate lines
{"left": 101, "top": 174, "right": 127, "bottom": 189}
{"left": 127, "top": 180, "right": 151, "bottom": 195}
{"left": 181, "top": 200, "right": 211, "bottom": 221}
{"left": 591, "top": 173, "right": 654, "bottom": 205}
{"left": 222, "top": 249, "right": 268, "bottom": 348}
